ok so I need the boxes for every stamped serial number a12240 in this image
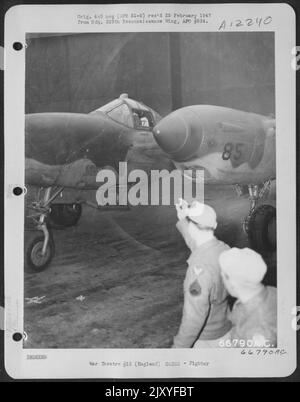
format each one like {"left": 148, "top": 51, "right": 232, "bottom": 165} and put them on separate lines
{"left": 218, "top": 16, "right": 272, "bottom": 30}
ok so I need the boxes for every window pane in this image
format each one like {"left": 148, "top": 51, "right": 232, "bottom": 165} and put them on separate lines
{"left": 107, "top": 104, "right": 133, "bottom": 128}
{"left": 132, "top": 109, "right": 154, "bottom": 129}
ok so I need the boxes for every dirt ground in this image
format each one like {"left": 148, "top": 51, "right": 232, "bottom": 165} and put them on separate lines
{"left": 24, "top": 184, "right": 276, "bottom": 348}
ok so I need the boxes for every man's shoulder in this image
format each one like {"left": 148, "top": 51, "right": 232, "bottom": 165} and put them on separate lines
{"left": 204, "top": 238, "right": 230, "bottom": 257}
{"left": 184, "top": 264, "right": 214, "bottom": 294}
{"left": 215, "top": 239, "right": 230, "bottom": 250}
{"left": 188, "top": 238, "right": 229, "bottom": 275}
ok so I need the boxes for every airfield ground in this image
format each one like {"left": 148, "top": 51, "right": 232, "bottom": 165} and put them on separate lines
{"left": 24, "top": 184, "right": 276, "bottom": 348}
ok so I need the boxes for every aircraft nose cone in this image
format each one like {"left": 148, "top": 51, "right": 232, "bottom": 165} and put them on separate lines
{"left": 153, "top": 115, "right": 188, "bottom": 154}
{"left": 153, "top": 113, "right": 202, "bottom": 161}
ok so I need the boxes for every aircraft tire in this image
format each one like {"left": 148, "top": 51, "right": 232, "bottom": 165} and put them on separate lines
{"left": 248, "top": 205, "right": 276, "bottom": 253}
{"left": 25, "top": 232, "right": 55, "bottom": 273}
{"left": 49, "top": 203, "right": 82, "bottom": 229}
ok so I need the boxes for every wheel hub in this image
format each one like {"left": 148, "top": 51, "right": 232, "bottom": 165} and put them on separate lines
{"left": 31, "top": 241, "right": 50, "bottom": 267}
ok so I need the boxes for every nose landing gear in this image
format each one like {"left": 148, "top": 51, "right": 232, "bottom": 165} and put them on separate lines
{"left": 25, "top": 186, "right": 63, "bottom": 272}
{"left": 26, "top": 223, "right": 55, "bottom": 272}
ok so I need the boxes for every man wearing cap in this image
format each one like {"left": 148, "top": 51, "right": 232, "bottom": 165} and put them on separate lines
{"left": 172, "top": 199, "right": 232, "bottom": 348}
{"left": 219, "top": 248, "right": 277, "bottom": 348}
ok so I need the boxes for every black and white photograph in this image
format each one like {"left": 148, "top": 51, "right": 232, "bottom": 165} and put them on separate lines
{"left": 3, "top": 3, "right": 297, "bottom": 379}
{"left": 23, "top": 30, "right": 277, "bottom": 349}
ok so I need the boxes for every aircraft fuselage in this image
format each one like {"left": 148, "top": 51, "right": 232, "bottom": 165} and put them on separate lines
{"left": 153, "top": 105, "right": 276, "bottom": 185}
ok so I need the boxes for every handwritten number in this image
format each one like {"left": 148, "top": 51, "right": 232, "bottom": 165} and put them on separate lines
{"left": 264, "top": 16, "right": 272, "bottom": 25}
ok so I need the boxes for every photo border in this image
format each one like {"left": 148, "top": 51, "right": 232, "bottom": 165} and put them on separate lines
{"left": 3, "top": 2, "right": 297, "bottom": 379}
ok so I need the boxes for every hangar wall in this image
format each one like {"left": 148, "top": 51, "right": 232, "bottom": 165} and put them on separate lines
{"left": 25, "top": 32, "right": 274, "bottom": 117}
{"left": 180, "top": 32, "right": 275, "bottom": 115}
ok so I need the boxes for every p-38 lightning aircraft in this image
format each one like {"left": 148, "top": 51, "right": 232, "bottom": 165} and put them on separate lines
{"left": 152, "top": 105, "right": 276, "bottom": 250}
{"left": 25, "top": 94, "right": 276, "bottom": 272}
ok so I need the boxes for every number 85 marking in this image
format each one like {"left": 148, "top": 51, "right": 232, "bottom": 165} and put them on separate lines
{"left": 222, "top": 142, "right": 244, "bottom": 161}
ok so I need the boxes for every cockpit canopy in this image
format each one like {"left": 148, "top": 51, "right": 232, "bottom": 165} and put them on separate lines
{"left": 92, "top": 93, "right": 161, "bottom": 130}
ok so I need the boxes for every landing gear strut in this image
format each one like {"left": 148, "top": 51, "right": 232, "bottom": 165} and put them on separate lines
{"left": 239, "top": 182, "right": 276, "bottom": 253}
{"left": 25, "top": 186, "right": 63, "bottom": 272}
